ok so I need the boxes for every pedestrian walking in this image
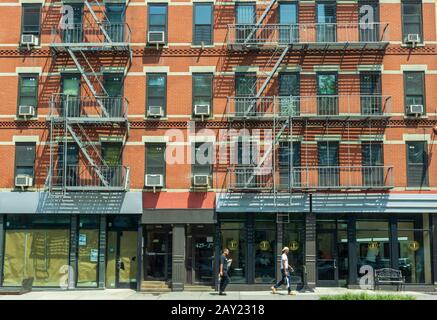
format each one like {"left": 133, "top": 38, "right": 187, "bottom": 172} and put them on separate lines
{"left": 271, "top": 247, "right": 296, "bottom": 295}
{"left": 218, "top": 248, "right": 231, "bottom": 295}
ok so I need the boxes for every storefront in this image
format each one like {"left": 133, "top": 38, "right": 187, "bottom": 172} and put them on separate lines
{"left": 215, "top": 212, "right": 306, "bottom": 290}
{"left": 0, "top": 214, "right": 141, "bottom": 289}
{"left": 311, "top": 213, "right": 434, "bottom": 288}
{"left": 141, "top": 209, "right": 216, "bottom": 291}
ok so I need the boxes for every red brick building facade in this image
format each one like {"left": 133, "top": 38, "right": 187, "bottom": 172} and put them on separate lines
{"left": 0, "top": 0, "right": 436, "bottom": 291}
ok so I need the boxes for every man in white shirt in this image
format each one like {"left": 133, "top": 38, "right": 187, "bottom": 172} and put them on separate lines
{"left": 271, "top": 247, "right": 296, "bottom": 295}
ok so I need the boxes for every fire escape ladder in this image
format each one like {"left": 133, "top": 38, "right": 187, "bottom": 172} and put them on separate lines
{"left": 244, "top": 46, "right": 290, "bottom": 117}
{"left": 67, "top": 48, "right": 110, "bottom": 118}
{"left": 84, "top": 0, "right": 112, "bottom": 43}
{"left": 66, "top": 123, "right": 110, "bottom": 187}
{"left": 243, "top": 0, "right": 278, "bottom": 45}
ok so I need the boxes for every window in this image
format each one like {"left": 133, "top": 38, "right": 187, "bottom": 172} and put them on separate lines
{"left": 279, "top": 72, "right": 300, "bottom": 116}
{"left": 193, "top": 3, "right": 213, "bottom": 45}
{"left": 406, "top": 141, "right": 428, "bottom": 187}
{"left": 105, "top": 4, "right": 126, "bottom": 42}
{"left": 102, "top": 142, "right": 123, "bottom": 187}
{"left": 404, "top": 71, "right": 425, "bottom": 114}
{"left": 235, "top": 2, "right": 256, "bottom": 43}
{"left": 360, "top": 72, "right": 382, "bottom": 115}
{"left": 279, "top": 141, "right": 301, "bottom": 189}
{"left": 318, "top": 141, "right": 339, "bottom": 187}
{"left": 21, "top": 4, "right": 41, "bottom": 37}
{"left": 235, "top": 73, "right": 256, "bottom": 116}
{"left": 61, "top": 74, "right": 81, "bottom": 117}
{"left": 361, "top": 142, "right": 384, "bottom": 187}
{"left": 18, "top": 74, "right": 38, "bottom": 111}
{"left": 192, "top": 73, "right": 213, "bottom": 115}
{"left": 148, "top": 4, "right": 168, "bottom": 43}
{"left": 61, "top": 5, "right": 83, "bottom": 43}
{"left": 279, "top": 2, "right": 298, "bottom": 43}
{"left": 77, "top": 216, "right": 100, "bottom": 288}
{"left": 401, "top": 0, "right": 422, "bottom": 43}
{"left": 317, "top": 72, "right": 338, "bottom": 115}
{"left": 15, "top": 142, "right": 36, "bottom": 184}
{"left": 192, "top": 142, "right": 213, "bottom": 186}
{"left": 145, "top": 144, "right": 166, "bottom": 184}
{"left": 316, "top": 2, "right": 336, "bottom": 42}
{"left": 58, "top": 143, "right": 78, "bottom": 187}
{"left": 358, "top": 0, "right": 380, "bottom": 42}
{"left": 146, "top": 74, "right": 166, "bottom": 115}
{"left": 103, "top": 74, "right": 123, "bottom": 117}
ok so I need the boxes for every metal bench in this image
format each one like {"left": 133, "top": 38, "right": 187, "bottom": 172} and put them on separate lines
{"left": 0, "top": 277, "right": 33, "bottom": 295}
{"left": 374, "top": 268, "right": 405, "bottom": 291}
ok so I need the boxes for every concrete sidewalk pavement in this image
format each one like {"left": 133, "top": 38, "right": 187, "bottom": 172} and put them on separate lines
{"left": 0, "top": 288, "right": 436, "bottom": 300}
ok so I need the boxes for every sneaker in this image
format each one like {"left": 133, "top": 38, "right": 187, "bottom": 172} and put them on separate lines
{"left": 288, "top": 291, "right": 297, "bottom": 295}
{"left": 219, "top": 292, "right": 226, "bottom": 296}
{"left": 271, "top": 286, "right": 277, "bottom": 294}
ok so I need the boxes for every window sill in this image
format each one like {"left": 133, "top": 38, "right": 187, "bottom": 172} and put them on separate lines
{"left": 400, "top": 43, "right": 425, "bottom": 48}
{"left": 405, "top": 187, "right": 431, "bottom": 191}
{"left": 403, "top": 115, "right": 428, "bottom": 120}
{"left": 14, "top": 117, "right": 38, "bottom": 121}
{"left": 191, "top": 44, "right": 214, "bottom": 49}
{"left": 144, "top": 117, "right": 168, "bottom": 121}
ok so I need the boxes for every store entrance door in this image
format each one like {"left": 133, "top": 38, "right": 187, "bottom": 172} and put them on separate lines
{"left": 144, "top": 226, "right": 172, "bottom": 281}
{"left": 187, "top": 235, "right": 214, "bottom": 284}
{"left": 106, "top": 230, "right": 138, "bottom": 288}
{"left": 316, "top": 231, "right": 339, "bottom": 286}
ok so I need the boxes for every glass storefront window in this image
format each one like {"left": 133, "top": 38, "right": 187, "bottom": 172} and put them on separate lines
{"left": 3, "top": 229, "right": 70, "bottom": 287}
{"left": 254, "top": 221, "right": 275, "bottom": 284}
{"left": 77, "top": 216, "right": 99, "bottom": 287}
{"left": 283, "top": 221, "right": 305, "bottom": 284}
{"left": 356, "top": 220, "right": 390, "bottom": 277}
{"left": 397, "top": 215, "right": 432, "bottom": 284}
{"left": 220, "top": 222, "right": 247, "bottom": 283}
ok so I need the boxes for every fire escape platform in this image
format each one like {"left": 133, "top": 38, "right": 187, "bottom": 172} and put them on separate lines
{"left": 228, "top": 41, "right": 389, "bottom": 52}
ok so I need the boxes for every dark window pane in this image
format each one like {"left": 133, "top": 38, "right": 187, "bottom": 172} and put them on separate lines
{"left": 146, "top": 144, "right": 166, "bottom": 175}
{"left": 22, "top": 5, "right": 41, "bottom": 35}
{"left": 15, "top": 142, "right": 36, "bottom": 167}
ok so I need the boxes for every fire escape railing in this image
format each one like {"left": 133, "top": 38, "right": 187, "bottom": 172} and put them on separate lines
{"left": 46, "top": 1, "right": 131, "bottom": 193}
{"left": 226, "top": 95, "right": 392, "bottom": 119}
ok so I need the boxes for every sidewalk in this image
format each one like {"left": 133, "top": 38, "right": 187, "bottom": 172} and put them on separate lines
{"left": 0, "top": 287, "right": 435, "bottom": 300}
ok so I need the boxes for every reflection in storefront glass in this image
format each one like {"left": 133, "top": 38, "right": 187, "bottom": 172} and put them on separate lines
{"left": 398, "top": 217, "right": 432, "bottom": 284}
{"left": 254, "top": 226, "right": 275, "bottom": 284}
{"left": 356, "top": 220, "right": 390, "bottom": 278}
{"left": 221, "top": 222, "right": 247, "bottom": 283}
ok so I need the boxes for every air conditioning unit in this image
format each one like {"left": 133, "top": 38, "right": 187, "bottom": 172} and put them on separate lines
{"left": 193, "top": 175, "right": 209, "bottom": 187}
{"left": 194, "top": 104, "right": 211, "bottom": 117}
{"left": 407, "top": 104, "right": 424, "bottom": 115}
{"left": 148, "top": 31, "right": 165, "bottom": 44}
{"left": 145, "top": 174, "right": 164, "bottom": 187}
{"left": 21, "top": 34, "right": 39, "bottom": 46}
{"left": 406, "top": 34, "right": 420, "bottom": 43}
{"left": 15, "top": 174, "right": 33, "bottom": 187}
{"left": 147, "top": 106, "right": 164, "bottom": 117}
{"left": 18, "top": 105, "right": 36, "bottom": 117}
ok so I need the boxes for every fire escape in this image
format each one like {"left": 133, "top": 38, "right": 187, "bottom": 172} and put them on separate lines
{"left": 224, "top": 0, "right": 393, "bottom": 214}
{"left": 46, "top": 1, "right": 131, "bottom": 193}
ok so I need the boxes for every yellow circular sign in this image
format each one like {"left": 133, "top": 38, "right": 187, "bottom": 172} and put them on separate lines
{"left": 228, "top": 240, "right": 238, "bottom": 250}
{"left": 289, "top": 241, "right": 299, "bottom": 251}
{"left": 259, "top": 241, "right": 270, "bottom": 251}
{"left": 409, "top": 241, "right": 420, "bottom": 251}
{"left": 368, "top": 242, "right": 379, "bottom": 249}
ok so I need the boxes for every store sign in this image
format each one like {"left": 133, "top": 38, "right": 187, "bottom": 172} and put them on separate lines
{"left": 228, "top": 240, "right": 238, "bottom": 250}
{"left": 409, "top": 241, "right": 420, "bottom": 251}
{"left": 79, "top": 234, "right": 87, "bottom": 246}
{"left": 368, "top": 242, "right": 379, "bottom": 249}
{"left": 289, "top": 241, "right": 299, "bottom": 251}
{"left": 259, "top": 241, "right": 270, "bottom": 251}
